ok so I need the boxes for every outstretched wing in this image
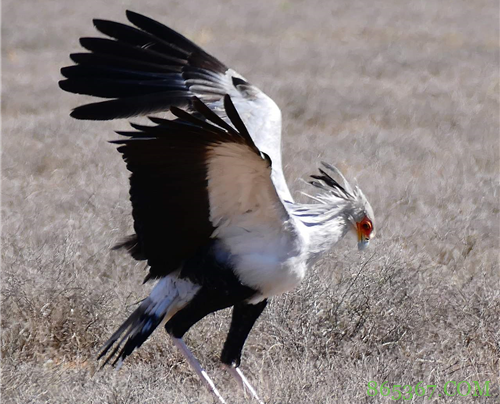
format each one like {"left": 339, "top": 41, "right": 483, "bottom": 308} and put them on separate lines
{"left": 113, "top": 95, "right": 289, "bottom": 281}
{"left": 59, "top": 10, "right": 291, "bottom": 201}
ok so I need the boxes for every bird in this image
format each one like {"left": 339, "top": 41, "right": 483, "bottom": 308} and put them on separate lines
{"left": 59, "top": 10, "right": 376, "bottom": 403}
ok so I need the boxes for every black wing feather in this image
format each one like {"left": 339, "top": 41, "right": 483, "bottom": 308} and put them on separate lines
{"left": 68, "top": 91, "right": 190, "bottom": 120}
{"left": 125, "top": 10, "right": 225, "bottom": 72}
{"left": 221, "top": 95, "right": 258, "bottom": 150}
{"left": 59, "top": 11, "right": 233, "bottom": 120}
{"left": 115, "top": 97, "right": 269, "bottom": 280}
{"left": 92, "top": 19, "right": 188, "bottom": 61}
{"left": 69, "top": 52, "right": 180, "bottom": 73}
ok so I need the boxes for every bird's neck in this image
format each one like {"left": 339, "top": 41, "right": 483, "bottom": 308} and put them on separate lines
{"left": 290, "top": 201, "right": 353, "bottom": 265}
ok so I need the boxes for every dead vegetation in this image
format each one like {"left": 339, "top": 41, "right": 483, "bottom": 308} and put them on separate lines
{"left": 2, "top": 0, "right": 499, "bottom": 402}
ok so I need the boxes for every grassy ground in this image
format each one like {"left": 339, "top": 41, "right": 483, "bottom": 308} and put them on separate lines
{"left": 2, "top": 0, "right": 499, "bottom": 402}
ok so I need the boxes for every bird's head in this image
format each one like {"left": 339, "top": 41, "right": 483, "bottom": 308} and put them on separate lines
{"left": 308, "top": 162, "right": 375, "bottom": 250}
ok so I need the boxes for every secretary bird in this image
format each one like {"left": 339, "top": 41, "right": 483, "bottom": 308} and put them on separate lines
{"left": 59, "top": 11, "right": 376, "bottom": 403}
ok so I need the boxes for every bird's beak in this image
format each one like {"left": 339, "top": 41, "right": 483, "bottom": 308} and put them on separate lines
{"left": 358, "top": 238, "right": 369, "bottom": 251}
{"left": 356, "top": 223, "right": 370, "bottom": 251}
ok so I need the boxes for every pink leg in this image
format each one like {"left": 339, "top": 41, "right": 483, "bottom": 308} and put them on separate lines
{"left": 171, "top": 337, "right": 227, "bottom": 404}
{"left": 225, "top": 365, "right": 264, "bottom": 404}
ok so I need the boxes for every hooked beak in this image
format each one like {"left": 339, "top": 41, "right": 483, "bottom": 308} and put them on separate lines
{"left": 356, "top": 223, "right": 370, "bottom": 251}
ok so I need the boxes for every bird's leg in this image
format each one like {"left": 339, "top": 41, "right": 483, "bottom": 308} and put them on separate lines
{"left": 165, "top": 287, "right": 263, "bottom": 403}
{"left": 224, "top": 365, "right": 264, "bottom": 404}
{"left": 221, "top": 300, "right": 268, "bottom": 403}
{"left": 171, "top": 337, "right": 227, "bottom": 404}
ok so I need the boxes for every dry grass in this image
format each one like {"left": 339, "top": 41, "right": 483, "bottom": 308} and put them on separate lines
{"left": 2, "top": 0, "right": 499, "bottom": 402}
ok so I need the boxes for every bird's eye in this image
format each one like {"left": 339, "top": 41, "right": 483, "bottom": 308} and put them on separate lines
{"left": 359, "top": 219, "right": 372, "bottom": 234}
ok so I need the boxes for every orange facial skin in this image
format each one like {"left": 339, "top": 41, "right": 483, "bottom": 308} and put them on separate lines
{"left": 357, "top": 217, "right": 373, "bottom": 241}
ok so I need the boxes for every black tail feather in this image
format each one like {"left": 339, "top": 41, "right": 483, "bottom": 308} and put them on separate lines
{"left": 98, "top": 296, "right": 168, "bottom": 367}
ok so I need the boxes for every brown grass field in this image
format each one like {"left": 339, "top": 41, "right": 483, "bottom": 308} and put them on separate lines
{"left": 2, "top": 0, "right": 499, "bottom": 402}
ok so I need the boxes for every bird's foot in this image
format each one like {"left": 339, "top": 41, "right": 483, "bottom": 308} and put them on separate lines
{"left": 225, "top": 365, "right": 264, "bottom": 404}
{"left": 172, "top": 338, "right": 227, "bottom": 404}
